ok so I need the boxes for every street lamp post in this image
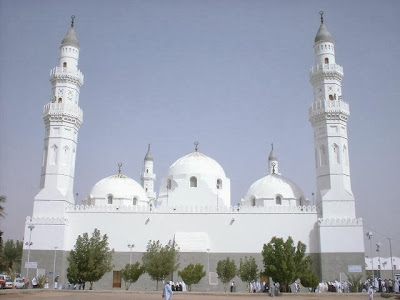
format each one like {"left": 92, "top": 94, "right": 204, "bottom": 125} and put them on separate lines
{"left": 207, "top": 248, "right": 210, "bottom": 290}
{"left": 25, "top": 224, "right": 35, "bottom": 278}
{"left": 376, "top": 243, "right": 382, "bottom": 278}
{"left": 53, "top": 246, "right": 58, "bottom": 288}
{"left": 366, "top": 232, "right": 374, "bottom": 281}
{"left": 127, "top": 244, "right": 135, "bottom": 264}
{"left": 388, "top": 238, "right": 395, "bottom": 281}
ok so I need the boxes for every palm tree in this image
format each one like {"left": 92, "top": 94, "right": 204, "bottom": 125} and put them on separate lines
{"left": 0, "top": 195, "right": 6, "bottom": 218}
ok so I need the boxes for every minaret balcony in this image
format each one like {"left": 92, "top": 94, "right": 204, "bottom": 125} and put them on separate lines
{"left": 309, "top": 99, "right": 350, "bottom": 119}
{"left": 43, "top": 103, "right": 83, "bottom": 123}
{"left": 141, "top": 173, "right": 156, "bottom": 180}
{"left": 309, "top": 63, "right": 343, "bottom": 81}
{"left": 50, "top": 67, "right": 84, "bottom": 86}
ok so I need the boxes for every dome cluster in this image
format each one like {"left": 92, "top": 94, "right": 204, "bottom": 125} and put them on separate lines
{"left": 87, "top": 144, "right": 304, "bottom": 209}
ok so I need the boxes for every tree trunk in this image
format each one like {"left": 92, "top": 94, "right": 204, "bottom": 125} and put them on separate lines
{"left": 89, "top": 281, "right": 93, "bottom": 290}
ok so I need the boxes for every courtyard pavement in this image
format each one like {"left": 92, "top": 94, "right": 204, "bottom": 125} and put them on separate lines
{"left": 0, "top": 290, "right": 375, "bottom": 300}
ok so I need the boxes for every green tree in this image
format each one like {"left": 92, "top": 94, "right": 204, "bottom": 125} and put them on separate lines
{"left": 178, "top": 263, "right": 206, "bottom": 291}
{"left": 0, "top": 195, "right": 6, "bottom": 219}
{"left": 142, "top": 240, "right": 179, "bottom": 290}
{"left": 345, "top": 272, "right": 362, "bottom": 293}
{"left": 0, "top": 239, "right": 23, "bottom": 274}
{"left": 121, "top": 262, "right": 145, "bottom": 290}
{"left": 66, "top": 228, "right": 114, "bottom": 290}
{"left": 216, "top": 257, "right": 237, "bottom": 292}
{"left": 262, "top": 236, "right": 318, "bottom": 292}
{"left": 237, "top": 256, "right": 258, "bottom": 292}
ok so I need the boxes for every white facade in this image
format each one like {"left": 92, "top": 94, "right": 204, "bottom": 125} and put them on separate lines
{"left": 22, "top": 15, "right": 366, "bottom": 289}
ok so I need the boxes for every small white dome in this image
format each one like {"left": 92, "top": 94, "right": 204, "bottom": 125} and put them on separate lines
{"left": 168, "top": 151, "right": 226, "bottom": 178}
{"left": 244, "top": 173, "right": 304, "bottom": 204}
{"left": 90, "top": 173, "right": 148, "bottom": 202}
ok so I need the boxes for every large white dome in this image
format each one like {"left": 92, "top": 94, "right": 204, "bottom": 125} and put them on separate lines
{"left": 244, "top": 173, "right": 304, "bottom": 204}
{"left": 90, "top": 173, "right": 148, "bottom": 203}
{"left": 168, "top": 151, "right": 226, "bottom": 178}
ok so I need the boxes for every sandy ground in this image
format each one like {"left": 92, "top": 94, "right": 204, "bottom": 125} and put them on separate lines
{"left": 0, "top": 290, "right": 384, "bottom": 300}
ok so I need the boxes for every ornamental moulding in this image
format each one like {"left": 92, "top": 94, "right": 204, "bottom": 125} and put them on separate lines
{"left": 318, "top": 217, "right": 363, "bottom": 227}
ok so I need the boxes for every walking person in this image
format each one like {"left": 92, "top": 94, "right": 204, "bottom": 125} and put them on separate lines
{"left": 163, "top": 281, "right": 173, "bottom": 300}
{"left": 368, "top": 285, "right": 374, "bottom": 300}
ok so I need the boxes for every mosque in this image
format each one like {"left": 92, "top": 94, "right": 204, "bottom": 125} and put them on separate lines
{"left": 22, "top": 14, "right": 365, "bottom": 290}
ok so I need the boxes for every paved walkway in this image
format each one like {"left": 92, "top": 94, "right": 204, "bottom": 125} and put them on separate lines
{"left": 0, "top": 290, "right": 375, "bottom": 300}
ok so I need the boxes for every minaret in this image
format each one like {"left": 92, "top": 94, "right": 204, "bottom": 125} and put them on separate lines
{"left": 268, "top": 144, "right": 280, "bottom": 175}
{"left": 309, "top": 12, "right": 355, "bottom": 219}
{"left": 33, "top": 16, "right": 84, "bottom": 217}
{"left": 141, "top": 144, "right": 156, "bottom": 201}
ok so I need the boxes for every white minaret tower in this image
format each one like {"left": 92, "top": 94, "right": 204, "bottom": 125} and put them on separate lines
{"left": 141, "top": 144, "right": 156, "bottom": 202}
{"left": 309, "top": 12, "right": 355, "bottom": 219}
{"left": 33, "top": 16, "right": 84, "bottom": 217}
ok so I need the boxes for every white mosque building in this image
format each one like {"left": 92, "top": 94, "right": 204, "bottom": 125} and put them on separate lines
{"left": 22, "top": 14, "right": 365, "bottom": 290}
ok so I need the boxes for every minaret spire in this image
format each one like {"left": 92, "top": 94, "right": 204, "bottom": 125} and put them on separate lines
{"left": 268, "top": 143, "right": 279, "bottom": 175}
{"left": 33, "top": 18, "right": 84, "bottom": 217}
{"left": 309, "top": 15, "right": 355, "bottom": 219}
{"left": 319, "top": 11, "right": 324, "bottom": 24}
{"left": 194, "top": 141, "right": 199, "bottom": 152}
{"left": 141, "top": 145, "right": 156, "bottom": 202}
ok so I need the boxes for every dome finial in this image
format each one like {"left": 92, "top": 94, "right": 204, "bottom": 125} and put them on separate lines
{"left": 194, "top": 141, "right": 199, "bottom": 152}
{"left": 319, "top": 11, "right": 324, "bottom": 24}
{"left": 118, "top": 163, "right": 122, "bottom": 174}
{"left": 271, "top": 143, "right": 274, "bottom": 151}
{"left": 71, "top": 15, "right": 75, "bottom": 28}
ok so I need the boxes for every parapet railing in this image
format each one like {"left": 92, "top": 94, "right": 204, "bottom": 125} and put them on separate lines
{"left": 65, "top": 204, "right": 317, "bottom": 214}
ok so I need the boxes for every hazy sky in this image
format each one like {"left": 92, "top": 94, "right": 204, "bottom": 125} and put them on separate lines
{"left": 1, "top": 0, "right": 399, "bottom": 258}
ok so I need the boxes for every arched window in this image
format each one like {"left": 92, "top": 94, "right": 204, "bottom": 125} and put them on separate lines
{"left": 333, "top": 143, "right": 340, "bottom": 164}
{"left": 167, "top": 179, "right": 172, "bottom": 189}
{"left": 63, "top": 146, "right": 69, "bottom": 165}
{"left": 51, "top": 145, "right": 58, "bottom": 165}
{"left": 329, "top": 94, "right": 334, "bottom": 100}
{"left": 217, "top": 179, "right": 222, "bottom": 190}
{"left": 63, "top": 62, "right": 67, "bottom": 67}
{"left": 58, "top": 98, "right": 63, "bottom": 103}
{"left": 132, "top": 197, "right": 137, "bottom": 205}
{"left": 190, "top": 176, "right": 197, "bottom": 187}
{"left": 276, "top": 195, "right": 282, "bottom": 205}
{"left": 107, "top": 195, "right": 113, "bottom": 204}
{"left": 324, "top": 57, "right": 329, "bottom": 65}
{"left": 251, "top": 197, "right": 256, "bottom": 207}
{"left": 145, "top": 188, "right": 148, "bottom": 192}
{"left": 146, "top": 169, "right": 149, "bottom": 173}
{"left": 343, "top": 145, "right": 348, "bottom": 166}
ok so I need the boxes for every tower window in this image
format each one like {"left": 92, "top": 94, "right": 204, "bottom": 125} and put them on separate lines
{"left": 333, "top": 143, "right": 340, "bottom": 164}
{"left": 58, "top": 98, "right": 63, "bottom": 103}
{"left": 251, "top": 197, "right": 256, "bottom": 207}
{"left": 63, "top": 62, "right": 67, "bottom": 67}
{"left": 190, "top": 176, "right": 197, "bottom": 187}
{"left": 132, "top": 197, "right": 137, "bottom": 205}
{"left": 328, "top": 94, "right": 334, "bottom": 100}
{"left": 217, "top": 179, "right": 222, "bottom": 190}
{"left": 324, "top": 57, "right": 329, "bottom": 65}
{"left": 167, "top": 179, "right": 172, "bottom": 189}
{"left": 320, "top": 145, "right": 327, "bottom": 166}
{"left": 276, "top": 196, "right": 282, "bottom": 205}
{"left": 107, "top": 195, "right": 113, "bottom": 204}
{"left": 146, "top": 169, "right": 148, "bottom": 173}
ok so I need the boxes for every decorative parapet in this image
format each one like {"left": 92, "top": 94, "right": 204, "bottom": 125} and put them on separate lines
{"left": 25, "top": 216, "right": 69, "bottom": 225}
{"left": 318, "top": 217, "right": 363, "bottom": 227}
{"left": 65, "top": 204, "right": 317, "bottom": 214}
{"left": 309, "top": 99, "right": 350, "bottom": 122}
{"left": 43, "top": 103, "right": 83, "bottom": 124}
{"left": 50, "top": 67, "right": 84, "bottom": 86}
{"left": 309, "top": 63, "right": 343, "bottom": 82}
